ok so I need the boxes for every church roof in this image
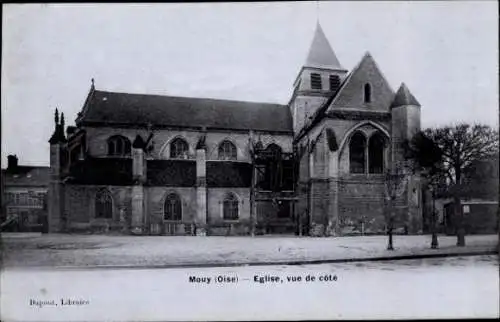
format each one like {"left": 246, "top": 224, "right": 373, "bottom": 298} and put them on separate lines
{"left": 304, "top": 22, "right": 344, "bottom": 70}
{"left": 390, "top": 83, "right": 421, "bottom": 108}
{"left": 78, "top": 90, "right": 292, "bottom": 133}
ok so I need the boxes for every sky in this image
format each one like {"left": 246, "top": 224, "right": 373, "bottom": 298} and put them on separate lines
{"left": 2, "top": 2, "right": 498, "bottom": 167}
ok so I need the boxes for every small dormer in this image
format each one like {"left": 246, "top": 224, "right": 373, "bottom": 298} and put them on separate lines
{"left": 293, "top": 22, "right": 348, "bottom": 96}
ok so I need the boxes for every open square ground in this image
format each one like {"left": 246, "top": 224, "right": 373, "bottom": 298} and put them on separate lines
{"left": 2, "top": 233, "right": 497, "bottom": 268}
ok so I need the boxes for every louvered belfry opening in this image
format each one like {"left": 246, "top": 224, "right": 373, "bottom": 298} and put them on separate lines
{"left": 310, "top": 73, "right": 322, "bottom": 90}
{"left": 329, "top": 74, "right": 341, "bottom": 92}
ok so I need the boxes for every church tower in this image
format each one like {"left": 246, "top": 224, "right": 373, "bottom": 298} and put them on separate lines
{"left": 290, "top": 22, "right": 348, "bottom": 135}
{"left": 391, "top": 82, "right": 421, "bottom": 163}
{"left": 391, "top": 82, "right": 423, "bottom": 234}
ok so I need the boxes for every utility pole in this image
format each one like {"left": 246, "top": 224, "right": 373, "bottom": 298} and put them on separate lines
{"left": 430, "top": 187, "right": 439, "bottom": 249}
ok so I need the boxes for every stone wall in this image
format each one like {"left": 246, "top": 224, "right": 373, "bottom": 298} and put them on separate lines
{"left": 64, "top": 184, "right": 132, "bottom": 233}
{"left": 207, "top": 188, "right": 250, "bottom": 223}
{"left": 146, "top": 187, "right": 197, "bottom": 223}
{"left": 83, "top": 126, "right": 292, "bottom": 161}
{"left": 338, "top": 176, "right": 386, "bottom": 235}
{"left": 291, "top": 95, "right": 328, "bottom": 134}
{"left": 146, "top": 186, "right": 197, "bottom": 236}
{"left": 308, "top": 179, "right": 330, "bottom": 236}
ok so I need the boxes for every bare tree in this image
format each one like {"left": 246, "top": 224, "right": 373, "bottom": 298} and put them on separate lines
{"left": 404, "top": 131, "right": 444, "bottom": 248}
{"left": 423, "top": 124, "right": 499, "bottom": 246}
{"left": 384, "top": 163, "right": 409, "bottom": 250}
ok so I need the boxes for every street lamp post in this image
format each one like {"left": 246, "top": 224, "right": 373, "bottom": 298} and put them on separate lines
{"left": 387, "top": 211, "right": 394, "bottom": 250}
{"left": 385, "top": 167, "right": 407, "bottom": 251}
{"left": 430, "top": 187, "right": 439, "bottom": 249}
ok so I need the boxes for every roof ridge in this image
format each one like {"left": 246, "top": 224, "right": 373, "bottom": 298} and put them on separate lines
{"left": 80, "top": 88, "right": 293, "bottom": 133}
{"left": 94, "top": 89, "right": 287, "bottom": 107}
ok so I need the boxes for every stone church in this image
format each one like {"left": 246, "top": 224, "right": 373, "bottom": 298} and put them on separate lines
{"left": 48, "top": 23, "right": 423, "bottom": 236}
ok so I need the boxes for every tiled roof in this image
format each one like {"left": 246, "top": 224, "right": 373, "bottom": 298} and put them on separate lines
{"left": 390, "top": 83, "right": 420, "bottom": 108}
{"left": 78, "top": 89, "right": 293, "bottom": 133}
{"left": 1, "top": 166, "right": 50, "bottom": 187}
{"left": 304, "top": 22, "right": 344, "bottom": 70}
{"left": 206, "top": 161, "right": 252, "bottom": 187}
{"left": 146, "top": 160, "right": 196, "bottom": 187}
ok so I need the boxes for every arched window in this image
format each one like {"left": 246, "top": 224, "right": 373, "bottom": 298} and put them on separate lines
{"left": 265, "top": 143, "right": 282, "bottom": 158}
{"left": 364, "top": 83, "right": 372, "bottom": 103}
{"left": 95, "top": 189, "right": 113, "bottom": 219}
{"left": 223, "top": 193, "right": 239, "bottom": 220}
{"left": 107, "top": 136, "right": 131, "bottom": 156}
{"left": 218, "top": 140, "right": 237, "bottom": 160}
{"left": 263, "top": 143, "right": 283, "bottom": 191}
{"left": 369, "top": 132, "right": 385, "bottom": 174}
{"left": 349, "top": 132, "right": 366, "bottom": 174}
{"left": 170, "top": 138, "right": 189, "bottom": 159}
{"left": 164, "top": 193, "right": 182, "bottom": 221}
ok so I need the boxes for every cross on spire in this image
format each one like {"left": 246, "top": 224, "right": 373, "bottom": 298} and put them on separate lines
{"left": 316, "top": 1, "right": 320, "bottom": 24}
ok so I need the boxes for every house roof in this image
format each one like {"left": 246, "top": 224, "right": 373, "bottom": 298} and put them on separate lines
{"left": 390, "top": 83, "right": 421, "bottom": 108}
{"left": 304, "top": 22, "right": 345, "bottom": 70}
{"left": 1, "top": 166, "right": 50, "bottom": 187}
{"left": 77, "top": 89, "right": 293, "bottom": 133}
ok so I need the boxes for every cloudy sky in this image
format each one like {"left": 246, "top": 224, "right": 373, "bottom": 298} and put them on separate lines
{"left": 2, "top": 2, "right": 498, "bottom": 167}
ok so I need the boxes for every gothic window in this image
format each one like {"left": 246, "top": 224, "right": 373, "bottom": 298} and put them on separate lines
{"left": 164, "top": 193, "right": 182, "bottom": 221}
{"left": 265, "top": 143, "right": 282, "bottom": 158}
{"left": 349, "top": 132, "right": 366, "bottom": 174}
{"left": 95, "top": 189, "right": 113, "bottom": 219}
{"left": 255, "top": 164, "right": 267, "bottom": 190}
{"left": 223, "top": 193, "right": 239, "bottom": 220}
{"left": 364, "top": 83, "right": 372, "bottom": 103}
{"left": 310, "top": 73, "right": 322, "bottom": 90}
{"left": 264, "top": 144, "right": 283, "bottom": 191}
{"left": 329, "top": 75, "right": 341, "bottom": 92}
{"left": 107, "top": 136, "right": 131, "bottom": 156}
{"left": 218, "top": 140, "right": 237, "bottom": 160}
{"left": 170, "top": 138, "right": 189, "bottom": 159}
{"left": 369, "top": 132, "right": 385, "bottom": 174}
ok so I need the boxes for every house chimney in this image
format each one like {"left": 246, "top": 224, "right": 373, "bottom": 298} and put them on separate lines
{"left": 7, "top": 155, "right": 18, "bottom": 171}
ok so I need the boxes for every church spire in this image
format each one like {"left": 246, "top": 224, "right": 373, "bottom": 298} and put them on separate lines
{"left": 304, "top": 22, "right": 344, "bottom": 71}
{"left": 391, "top": 83, "right": 421, "bottom": 108}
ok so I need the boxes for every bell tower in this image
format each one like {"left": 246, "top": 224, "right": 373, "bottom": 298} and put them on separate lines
{"left": 290, "top": 22, "right": 348, "bottom": 135}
